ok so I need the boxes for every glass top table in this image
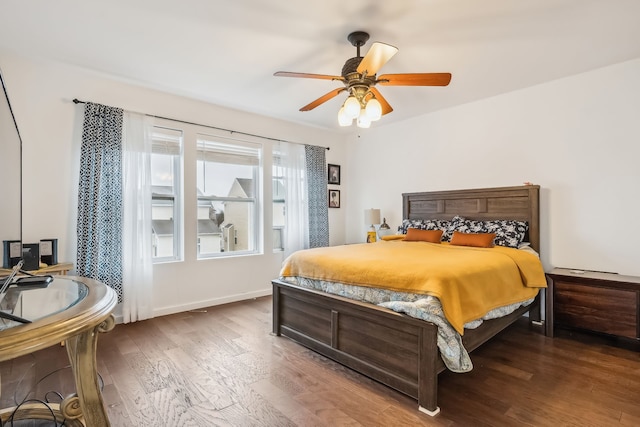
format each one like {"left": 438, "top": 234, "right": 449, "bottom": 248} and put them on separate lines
{"left": 0, "top": 278, "right": 88, "bottom": 330}
{"left": 0, "top": 276, "right": 116, "bottom": 426}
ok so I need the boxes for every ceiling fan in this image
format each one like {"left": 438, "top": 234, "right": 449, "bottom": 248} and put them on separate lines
{"left": 274, "top": 31, "right": 452, "bottom": 128}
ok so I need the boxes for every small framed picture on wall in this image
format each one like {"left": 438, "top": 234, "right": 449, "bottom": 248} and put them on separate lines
{"left": 328, "top": 189, "right": 340, "bottom": 208}
{"left": 328, "top": 164, "right": 341, "bottom": 185}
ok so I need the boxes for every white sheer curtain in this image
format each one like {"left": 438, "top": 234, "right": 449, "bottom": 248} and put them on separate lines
{"left": 121, "top": 112, "right": 154, "bottom": 323}
{"left": 279, "top": 142, "right": 309, "bottom": 257}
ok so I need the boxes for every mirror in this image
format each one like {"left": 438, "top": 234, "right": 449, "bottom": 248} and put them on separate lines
{"left": 0, "top": 68, "right": 22, "bottom": 268}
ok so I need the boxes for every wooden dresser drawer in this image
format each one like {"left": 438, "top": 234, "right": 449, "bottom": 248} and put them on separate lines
{"left": 554, "top": 281, "right": 637, "bottom": 338}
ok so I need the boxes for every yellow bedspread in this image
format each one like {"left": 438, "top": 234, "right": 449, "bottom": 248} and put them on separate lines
{"left": 280, "top": 241, "right": 546, "bottom": 335}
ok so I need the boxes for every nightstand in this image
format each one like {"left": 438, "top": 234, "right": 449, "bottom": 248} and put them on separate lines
{"left": 545, "top": 268, "right": 640, "bottom": 341}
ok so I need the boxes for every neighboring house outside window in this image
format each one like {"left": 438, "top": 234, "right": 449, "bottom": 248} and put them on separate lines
{"left": 197, "top": 195, "right": 223, "bottom": 254}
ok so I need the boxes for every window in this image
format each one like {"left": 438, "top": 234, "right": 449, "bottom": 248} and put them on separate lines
{"left": 151, "top": 127, "right": 183, "bottom": 262}
{"left": 272, "top": 162, "right": 285, "bottom": 251}
{"left": 196, "top": 135, "right": 261, "bottom": 257}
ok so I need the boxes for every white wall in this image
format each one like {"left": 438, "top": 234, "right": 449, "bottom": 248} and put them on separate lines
{"left": 0, "top": 51, "right": 350, "bottom": 317}
{"left": 345, "top": 58, "right": 640, "bottom": 276}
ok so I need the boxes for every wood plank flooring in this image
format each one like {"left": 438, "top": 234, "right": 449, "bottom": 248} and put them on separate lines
{"left": 1, "top": 296, "right": 639, "bottom": 426}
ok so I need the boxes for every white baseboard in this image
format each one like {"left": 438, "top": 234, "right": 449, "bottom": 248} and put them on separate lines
{"left": 111, "top": 288, "right": 272, "bottom": 324}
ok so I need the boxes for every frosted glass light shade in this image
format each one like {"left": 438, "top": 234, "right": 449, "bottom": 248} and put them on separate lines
{"left": 364, "top": 208, "right": 381, "bottom": 226}
{"left": 338, "top": 107, "right": 352, "bottom": 126}
{"left": 365, "top": 98, "right": 382, "bottom": 121}
{"left": 343, "top": 96, "right": 360, "bottom": 119}
{"left": 356, "top": 109, "right": 371, "bottom": 128}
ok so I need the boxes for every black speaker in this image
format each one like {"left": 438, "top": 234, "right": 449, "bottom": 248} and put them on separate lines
{"left": 22, "top": 243, "right": 40, "bottom": 271}
{"left": 40, "top": 238, "right": 58, "bottom": 266}
{"left": 2, "top": 240, "right": 22, "bottom": 268}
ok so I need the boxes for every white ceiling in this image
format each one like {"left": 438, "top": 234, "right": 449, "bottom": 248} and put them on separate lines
{"left": 1, "top": 0, "right": 640, "bottom": 131}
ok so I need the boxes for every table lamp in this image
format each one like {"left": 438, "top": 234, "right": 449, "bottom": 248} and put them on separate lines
{"left": 364, "top": 208, "right": 381, "bottom": 243}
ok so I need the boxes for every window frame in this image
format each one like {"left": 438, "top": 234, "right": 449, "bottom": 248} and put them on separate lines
{"left": 151, "top": 125, "right": 184, "bottom": 263}
{"left": 195, "top": 134, "right": 262, "bottom": 259}
{"left": 272, "top": 162, "right": 286, "bottom": 252}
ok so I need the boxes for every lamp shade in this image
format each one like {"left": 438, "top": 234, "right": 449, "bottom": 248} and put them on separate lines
{"left": 364, "top": 208, "right": 381, "bottom": 226}
{"left": 365, "top": 98, "right": 382, "bottom": 121}
{"left": 356, "top": 109, "right": 371, "bottom": 128}
{"left": 337, "top": 107, "right": 352, "bottom": 126}
{"left": 344, "top": 96, "right": 361, "bottom": 119}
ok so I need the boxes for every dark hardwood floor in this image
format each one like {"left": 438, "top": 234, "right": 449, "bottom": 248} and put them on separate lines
{"left": 2, "top": 296, "right": 639, "bottom": 426}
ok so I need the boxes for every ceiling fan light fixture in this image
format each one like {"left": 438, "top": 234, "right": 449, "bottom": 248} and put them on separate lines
{"left": 365, "top": 97, "right": 382, "bottom": 121}
{"left": 338, "top": 107, "right": 353, "bottom": 126}
{"left": 274, "top": 31, "right": 451, "bottom": 128}
{"left": 343, "top": 96, "right": 361, "bottom": 119}
{"left": 356, "top": 109, "right": 371, "bottom": 128}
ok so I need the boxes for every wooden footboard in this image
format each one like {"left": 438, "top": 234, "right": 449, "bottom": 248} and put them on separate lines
{"left": 272, "top": 279, "right": 537, "bottom": 415}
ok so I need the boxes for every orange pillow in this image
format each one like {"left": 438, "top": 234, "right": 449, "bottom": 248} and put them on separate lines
{"left": 403, "top": 228, "right": 443, "bottom": 243}
{"left": 450, "top": 231, "right": 496, "bottom": 248}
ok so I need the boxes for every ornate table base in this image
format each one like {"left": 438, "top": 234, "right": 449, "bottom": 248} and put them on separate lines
{"left": 0, "top": 277, "right": 117, "bottom": 427}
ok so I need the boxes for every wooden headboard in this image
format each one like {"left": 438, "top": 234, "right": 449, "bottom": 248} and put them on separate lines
{"left": 402, "top": 185, "right": 540, "bottom": 253}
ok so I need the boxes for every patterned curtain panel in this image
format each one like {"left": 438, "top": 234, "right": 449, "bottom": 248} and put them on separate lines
{"left": 77, "top": 102, "right": 124, "bottom": 301}
{"left": 305, "top": 145, "right": 329, "bottom": 247}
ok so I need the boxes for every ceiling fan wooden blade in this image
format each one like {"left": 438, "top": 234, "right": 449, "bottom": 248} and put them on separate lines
{"left": 274, "top": 71, "right": 344, "bottom": 81}
{"left": 377, "top": 73, "right": 452, "bottom": 86}
{"left": 357, "top": 42, "right": 398, "bottom": 76}
{"left": 300, "top": 88, "right": 347, "bottom": 111}
{"left": 369, "top": 87, "right": 393, "bottom": 115}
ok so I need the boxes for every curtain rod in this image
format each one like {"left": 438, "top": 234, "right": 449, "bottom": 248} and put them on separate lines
{"left": 72, "top": 98, "right": 329, "bottom": 150}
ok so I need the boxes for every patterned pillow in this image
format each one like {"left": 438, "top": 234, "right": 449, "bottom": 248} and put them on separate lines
{"left": 482, "top": 219, "right": 528, "bottom": 248}
{"left": 448, "top": 216, "right": 484, "bottom": 234}
{"left": 443, "top": 215, "right": 465, "bottom": 241}
{"left": 447, "top": 216, "right": 528, "bottom": 248}
{"left": 398, "top": 218, "right": 450, "bottom": 234}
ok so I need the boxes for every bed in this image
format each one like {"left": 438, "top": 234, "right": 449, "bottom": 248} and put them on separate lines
{"left": 271, "top": 185, "right": 543, "bottom": 416}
